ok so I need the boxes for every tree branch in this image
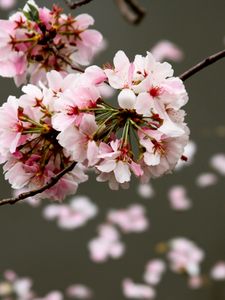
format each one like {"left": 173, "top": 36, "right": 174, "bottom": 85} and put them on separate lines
{"left": 114, "top": 0, "right": 146, "bottom": 24}
{"left": 51, "top": 46, "right": 84, "bottom": 73}
{"left": 179, "top": 49, "right": 225, "bottom": 81}
{"left": 64, "top": 0, "right": 93, "bottom": 9}
{"left": 0, "top": 162, "right": 77, "bottom": 207}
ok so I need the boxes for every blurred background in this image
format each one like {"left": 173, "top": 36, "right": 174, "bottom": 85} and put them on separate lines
{"left": 0, "top": 0, "right": 225, "bottom": 299}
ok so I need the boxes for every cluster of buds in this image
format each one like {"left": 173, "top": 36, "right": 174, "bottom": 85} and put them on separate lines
{"left": 0, "top": 48, "right": 189, "bottom": 201}
{"left": 0, "top": 0, "right": 103, "bottom": 85}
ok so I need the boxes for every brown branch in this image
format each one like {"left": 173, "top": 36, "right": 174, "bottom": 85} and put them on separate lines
{"left": 64, "top": 0, "right": 93, "bottom": 9}
{"left": 114, "top": 0, "right": 146, "bottom": 24}
{"left": 179, "top": 49, "right": 225, "bottom": 81}
{"left": 0, "top": 161, "right": 77, "bottom": 207}
{"left": 51, "top": 46, "right": 84, "bottom": 73}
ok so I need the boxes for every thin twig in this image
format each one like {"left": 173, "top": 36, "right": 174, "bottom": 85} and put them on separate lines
{"left": 180, "top": 49, "right": 225, "bottom": 81}
{"left": 114, "top": 0, "right": 146, "bottom": 24}
{"left": 64, "top": 0, "right": 93, "bottom": 9}
{"left": 0, "top": 162, "right": 77, "bottom": 207}
{"left": 51, "top": 46, "right": 84, "bottom": 73}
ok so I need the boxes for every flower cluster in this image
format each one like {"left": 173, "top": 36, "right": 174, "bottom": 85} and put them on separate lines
{"left": 88, "top": 224, "right": 125, "bottom": 262}
{"left": 88, "top": 204, "right": 148, "bottom": 262}
{"left": 0, "top": 270, "right": 93, "bottom": 300}
{"left": 0, "top": 0, "right": 103, "bottom": 85}
{"left": 0, "top": 48, "right": 189, "bottom": 201}
{"left": 43, "top": 195, "right": 98, "bottom": 229}
{"left": 167, "top": 238, "right": 205, "bottom": 287}
{"left": 0, "top": 71, "right": 89, "bottom": 200}
{"left": 122, "top": 279, "right": 156, "bottom": 299}
{"left": 0, "top": 270, "right": 33, "bottom": 300}
{"left": 144, "top": 260, "right": 166, "bottom": 285}
{"left": 107, "top": 204, "right": 149, "bottom": 233}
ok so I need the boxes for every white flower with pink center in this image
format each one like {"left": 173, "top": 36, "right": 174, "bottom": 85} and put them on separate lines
{"left": 53, "top": 85, "right": 100, "bottom": 131}
{"left": 96, "top": 139, "right": 143, "bottom": 189}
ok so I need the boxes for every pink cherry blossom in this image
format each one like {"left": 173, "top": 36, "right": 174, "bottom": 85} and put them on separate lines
{"left": 43, "top": 196, "right": 98, "bottom": 230}
{"left": 52, "top": 85, "right": 100, "bottom": 132}
{"left": 0, "top": 0, "right": 16, "bottom": 10}
{"left": 0, "top": 271, "right": 34, "bottom": 299}
{"left": 210, "top": 153, "right": 225, "bottom": 175}
{"left": 12, "top": 277, "right": 33, "bottom": 300}
{"left": 139, "top": 127, "right": 189, "bottom": 179}
{"left": 3, "top": 270, "right": 17, "bottom": 282}
{"left": 137, "top": 183, "right": 155, "bottom": 199}
{"left": 104, "top": 50, "right": 132, "bottom": 89}
{"left": 168, "top": 185, "right": 192, "bottom": 211}
{"left": 188, "top": 276, "right": 204, "bottom": 289}
{"left": 88, "top": 224, "right": 125, "bottom": 262}
{"left": 151, "top": 40, "right": 184, "bottom": 62}
{"left": 196, "top": 172, "right": 218, "bottom": 187}
{"left": 210, "top": 262, "right": 225, "bottom": 280}
{"left": 167, "top": 238, "right": 205, "bottom": 277}
{"left": 176, "top": 140, "right": 197, "bottom": 170}
{"left": 34, "top": 291, "right": 63, "bottom": 300}
{"left": 0, "top": 49, "right": 189, "bottom": 201}
{"left": 0, "top": 1, "right": 103, "bottom": 85}
{"left": 96, "top": 140, "right": 143, "bottom": 190}
{"left": 143, "top": 259, "right": 166, "bottom": 285}
{"left": 122, "top": 279, "right": 156, "bottom": 299}
{"left": 0, "top": 96, "right": 26, "bottom": 156}
{"left": 57, "top": 114, "right": 98, "bottom": 163}
{"left": 66, "top": 284, "right": 93, "bottom": 299}
{"left": 107, "top": 204, "right": 149, "bottom": 233}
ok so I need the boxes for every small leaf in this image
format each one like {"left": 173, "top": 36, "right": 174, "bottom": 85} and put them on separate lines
{"left": 23, "top": 3, "right": 40, "bottom": 22}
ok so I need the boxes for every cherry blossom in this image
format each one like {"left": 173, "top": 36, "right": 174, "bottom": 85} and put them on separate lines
{"left": 0, "top": 0, "right": 103, "bottom": 85}
{"left": 188, "top": 276, "right": 204, "bottom": 289}
{"left": 122, "top": 279, "right": 156, "bottom": 299}
{"left": 143, "top": 259, "right": 166, "bottom": 286}
{"left": 66, "top": 284, "right": 93, "bottom": 299}
{"left": 168, "top": 185, "right": 192, "bottom": 211}
{"left": 167, "top": 238, "right": 205, "bottom": 278}
{"left": 210, "top": 262, "right": 225, "bottom": 280}
{"left": 88, "top": 224, "right": 125, "bottom": 262}
{"left": 137, "top": 183, "right": 155, "bottom": 199}
{"left": 0, "top": 270, "right": 94, "bottom": 300}
{"left": 151, "top": 40, "right": 184, "bottom": 62}
{"left": 34, "top": 291, "right": 63, "bottom": 300}
{"left": 175, "top": 140, "right": 197, "bottom": 170}
{"left": 107, "top": 204, "right": 149, "bottom": 233}
{"left": 196, "top": 172, "right": 218, "bottom": 187}
{"left": 43, "top": 196, "right": 98, "bottom": 230}
{"left": 0, "top": 48, "right": 189, "bottom": 201}
{"left": 0, "top": 79, "right": 88, "bottom": 201}
{"left": 0, "top": 0, "right": 16, "bottom": 10}
{"left": 0, "top": 271, "right": 34, "bottom": 300}
{"left": 210, "top": 153, "right": 225, "bottom": 175}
